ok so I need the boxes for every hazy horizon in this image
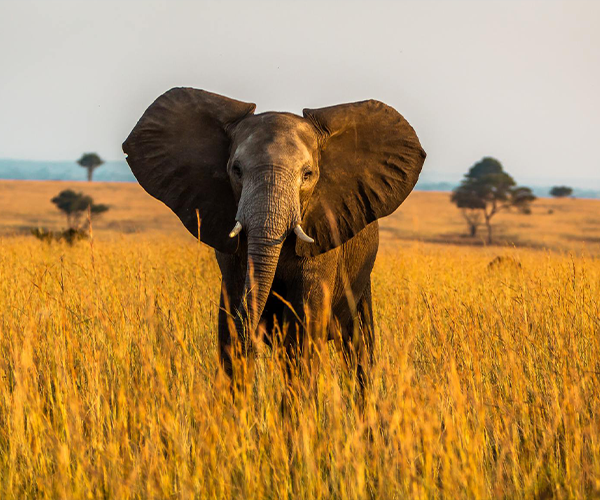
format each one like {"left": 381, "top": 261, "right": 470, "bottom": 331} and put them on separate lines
{"left": 0, "top": 0, "right": 599, "bottom": 181}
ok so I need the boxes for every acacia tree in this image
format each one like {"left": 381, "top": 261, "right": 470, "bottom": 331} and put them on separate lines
{"left": 77, "top": 152, "right": 104, "bottom": 182}
{"left": 550, "top": 186, "right": 573, "bottom": 198}
{"left": 51, "top": 189, "right": 109, "bottom": 229}
{"left": 451, "top": 157, "right": 536, "bottom": 244}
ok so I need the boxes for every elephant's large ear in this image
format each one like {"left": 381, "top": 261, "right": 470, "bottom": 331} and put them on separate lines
{"left": 123, "top": 87, "right": 256, "bottom": 253}
{"left": 297, "top": 100, "right": 426, "bottom": 257}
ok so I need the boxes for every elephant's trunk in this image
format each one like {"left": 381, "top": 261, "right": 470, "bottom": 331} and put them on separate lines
{"left": 234, "top": 166, "right": 300, "bottom": 341}
{"left": 236, "top": 237, "right": 282, "bottom": 339}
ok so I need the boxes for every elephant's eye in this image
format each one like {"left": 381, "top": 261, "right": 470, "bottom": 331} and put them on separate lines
{"left": 303, "top": 168, "right": 313, "bottom": 182}
{"left": 231, "top": 163, "right": 242, "bottom": 179}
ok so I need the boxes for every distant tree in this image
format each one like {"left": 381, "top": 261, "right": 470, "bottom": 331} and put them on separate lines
{"left": 77, "top": 152, "right": 104, "bottom": 182}
{"left": 451, "top": 157, "right": 536, "bottom": 244}
{"left": 550, "top": 186, "right": 573, "bottom": 198}
{"left": 51, "top": 189, "right": 109, "bottom": 229}
{"left": 511, "top": 186, "right": 536, "bottom": 213}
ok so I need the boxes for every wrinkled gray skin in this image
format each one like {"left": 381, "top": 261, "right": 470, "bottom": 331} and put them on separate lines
{"left": 122, "top": 88, "right": 426, "bottom": 400}
{"left": 218, "top": 113, "right": 377, "bottom": 390}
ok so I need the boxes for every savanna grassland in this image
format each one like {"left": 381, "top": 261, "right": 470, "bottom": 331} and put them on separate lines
{"left": 1, "top": 180, "right": 599, "bottom": 498}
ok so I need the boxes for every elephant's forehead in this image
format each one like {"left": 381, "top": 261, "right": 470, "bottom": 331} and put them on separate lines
{"left": 233, "top": 113, "right": 318, "bottom": 164}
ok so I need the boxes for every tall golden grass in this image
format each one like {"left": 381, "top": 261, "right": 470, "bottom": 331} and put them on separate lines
{"left": 1, "top": 235, "right": 598, "bottom": 498}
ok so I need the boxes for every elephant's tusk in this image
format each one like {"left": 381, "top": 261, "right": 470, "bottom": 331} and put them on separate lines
{"left": 294, "top": 225, "right": 314, "bottom": 244}
{"left": 229, "top": 221, "right": 242, "bottom": 238}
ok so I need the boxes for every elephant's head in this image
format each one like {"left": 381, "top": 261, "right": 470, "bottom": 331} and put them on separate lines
{"left": 123, "top": 88, "right": 426, "bottom": 337}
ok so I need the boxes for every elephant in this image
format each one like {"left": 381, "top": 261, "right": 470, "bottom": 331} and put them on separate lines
{"left": 123, "top": 87, "right": 426, "bottom": 401}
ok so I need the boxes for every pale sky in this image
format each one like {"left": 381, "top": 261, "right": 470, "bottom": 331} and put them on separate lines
{"left": 0, "top": 0, "right": 599, "bottom": 181}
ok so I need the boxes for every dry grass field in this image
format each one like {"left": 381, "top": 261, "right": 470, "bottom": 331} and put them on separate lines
{"left": 1, "top": 180, "right": 600, "bottom": 255}
{"left": 1, "top": 180, "right": 599, "bottom": 498}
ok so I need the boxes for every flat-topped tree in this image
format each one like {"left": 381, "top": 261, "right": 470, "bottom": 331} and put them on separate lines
{"left": 550, "top": 186, "right": 573, "bottom": 198}
{"left": 77, "top": 152, "right": 104, "bottom": 182}
{"left": 51, "top": 189, "right": 109, "bottom": 229}
{"left": 451, "top": 157, "right": 536, "bottom": 244}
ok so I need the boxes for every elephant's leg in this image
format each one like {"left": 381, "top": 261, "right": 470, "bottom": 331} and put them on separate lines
{"left": 340, "top": 279, "right": 374, "bottom": 411}
{"left": 216, "top": 252, "right": 255, "bottom": 395}
{"left": 278, "top": 285, "right": 332, "bottom": 419}
{"left": 258, "top": 278, "right": 288, "bottom": 348}
{"left": 285, "top": 282, "right": 333, "bottom": 372}
{"left": 217, "top": 288, "right": 235, "bottom": 380}
{"left": 276, "top": 303, "right": 305, "bottom": 419}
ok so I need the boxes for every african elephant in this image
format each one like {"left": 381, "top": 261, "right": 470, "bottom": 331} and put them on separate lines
{"left": 123, "top": 87, "right": 426, "bottom": 398}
